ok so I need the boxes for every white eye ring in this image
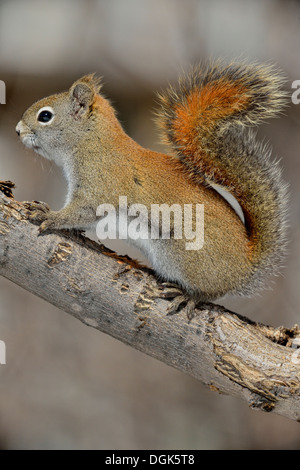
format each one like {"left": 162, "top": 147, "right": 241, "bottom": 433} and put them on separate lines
{"left": 37, "top": 106, "right": 55, "bottom": 125}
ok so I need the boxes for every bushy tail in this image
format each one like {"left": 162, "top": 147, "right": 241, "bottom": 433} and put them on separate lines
{"left": 156, "top": 60, "right": 289, "bottom": 294}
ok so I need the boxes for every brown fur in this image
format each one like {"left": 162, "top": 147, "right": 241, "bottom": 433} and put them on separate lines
{"left": 156, "top": 60, "right": 289, "bottom": 295}
{"left": 16, "top": 61, "right": 289, "bottom": 302}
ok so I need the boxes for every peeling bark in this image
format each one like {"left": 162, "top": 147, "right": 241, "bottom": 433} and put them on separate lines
{"left": 0, "top": 189, "right": 300, "bottom": 421}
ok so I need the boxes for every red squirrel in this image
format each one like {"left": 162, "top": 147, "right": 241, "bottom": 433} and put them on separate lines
{"left": 16, "top": 61, "right": 288, "bottom": 318}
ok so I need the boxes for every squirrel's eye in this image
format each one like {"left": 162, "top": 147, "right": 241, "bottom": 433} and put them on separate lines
{"left": 37, "top": 107, "right": 54, "bottom": 124}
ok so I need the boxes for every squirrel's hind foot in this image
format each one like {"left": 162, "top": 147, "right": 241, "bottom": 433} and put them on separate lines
{"left": 158, "top": 282, "right": 218, "bottom": 321}
{"left": 167, "top": 296, "right": 197, "bottom": 321}
{"left": 158, "top": 282, "right": 199, "bottom": 321}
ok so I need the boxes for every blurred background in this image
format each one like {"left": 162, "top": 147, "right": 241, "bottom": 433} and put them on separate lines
{"left": 0, "top": 0, "right": 300, "bottom": 450}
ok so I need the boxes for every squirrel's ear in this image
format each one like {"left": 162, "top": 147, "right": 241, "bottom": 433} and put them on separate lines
{"left": 69, "top": 74, "right": 102, "bottom": 117}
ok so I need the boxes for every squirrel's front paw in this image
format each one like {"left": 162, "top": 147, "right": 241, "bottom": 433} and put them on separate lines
{"left": 24, "top": 201, "right": 56, "bottom": 233}
{"left": 38, "top": 217, "right": 59, "bottom": 233}
{"left": 24, "top": 200, "right": 50, "bottom": 221}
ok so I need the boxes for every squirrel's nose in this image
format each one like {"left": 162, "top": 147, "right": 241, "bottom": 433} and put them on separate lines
{"left": 15, "top": 121, "right": 21, "bottom": 136}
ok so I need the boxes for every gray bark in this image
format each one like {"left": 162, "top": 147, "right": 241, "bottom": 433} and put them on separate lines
{"left": 0, "top": 190, "right": 300, "bottom": 421}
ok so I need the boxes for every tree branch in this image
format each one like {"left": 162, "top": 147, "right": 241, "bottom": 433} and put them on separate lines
{"left": 0, "top": 187, "right": 300, "bottom": 421}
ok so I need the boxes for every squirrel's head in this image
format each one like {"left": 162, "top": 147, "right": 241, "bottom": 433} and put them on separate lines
{"left": 16, "top": 74, "right": 112, "bottom": 166}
